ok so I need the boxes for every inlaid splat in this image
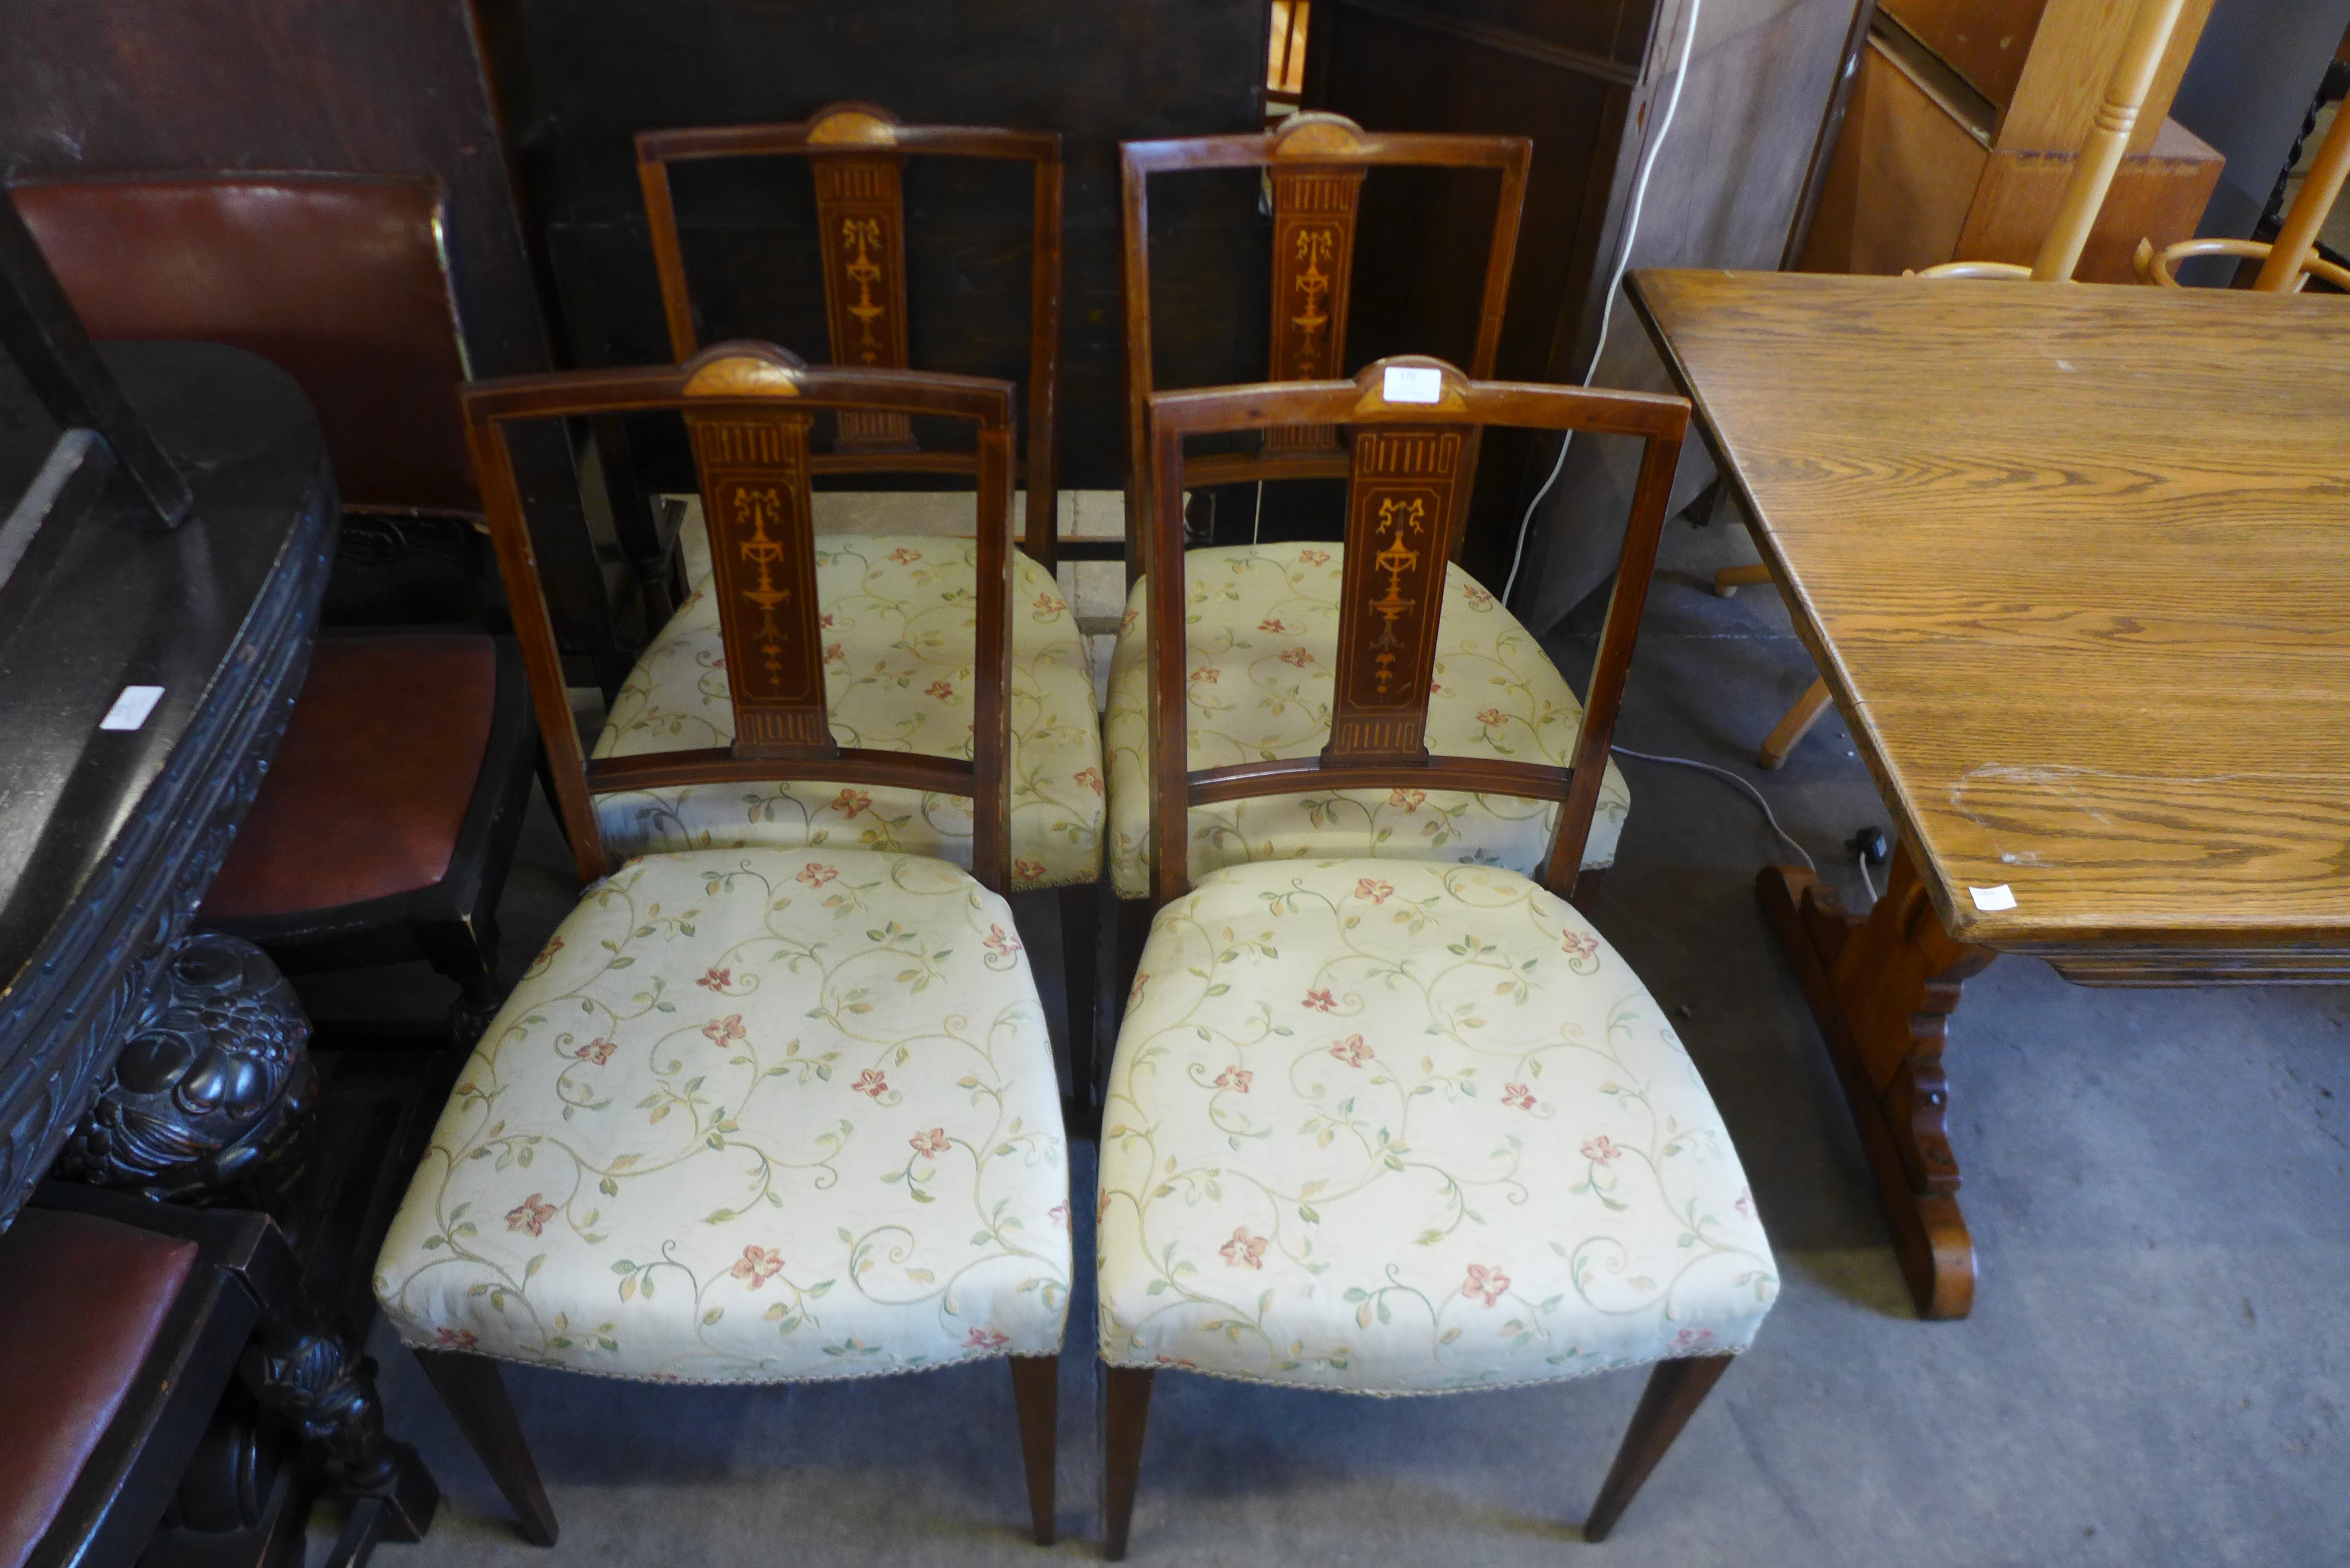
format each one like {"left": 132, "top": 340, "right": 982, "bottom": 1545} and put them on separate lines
{"left": 812, "top": 156, "right": 916, "bottom": 452}
{"left": 1323, "top": 424, "right": 1464, "bottom": 761}
{"left": 685, "top": 409, "right": 835, "bottom": 759}
{"left": 1266, "top": 166, "right": 1364, "bottom": 455}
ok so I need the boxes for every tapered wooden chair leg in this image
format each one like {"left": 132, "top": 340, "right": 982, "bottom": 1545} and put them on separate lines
{"left": 1009, "top": 1355, "right": 1059, "bottom": 1546}
{"left": 1584, "top": 1353, "right": 1734, "bottom": 1542}
{"left": 1100, "top": 1365, "right": 1155, "bottom": 1561}
{"left": 1060, "top": 881, "right": 1099, "bottom": 1119}
{"left": 1758, "top": 677, "right": 1832, "bottom": 770}
{"left": 413, "top": 1348, "right": 559, "bottom": 1546}
{"left": 1712, "top": 561, "right": 1772, "bottom": 597}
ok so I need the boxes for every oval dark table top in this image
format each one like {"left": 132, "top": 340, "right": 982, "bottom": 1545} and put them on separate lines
{"left": 0, "top": 340, "right": 332, "bottom": 1225}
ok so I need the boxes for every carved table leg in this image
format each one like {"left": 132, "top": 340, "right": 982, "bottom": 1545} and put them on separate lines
{"left": 57, "top": 931, "right": 440, "bottom": 1560}
{"left": 1758, "top": 842, "right": 1996, "bottom": 1318}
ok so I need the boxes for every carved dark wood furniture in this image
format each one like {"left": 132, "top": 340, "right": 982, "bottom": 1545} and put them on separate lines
{"left": 1119, "top": 113, "right": 1530, "bottom": 571}
{"left": 639, "top": 103, "right": 1069, "bottom": 565}
{"left": 1097, "top": 357, "right": 1775, "bottom": 1554}
{"left": 0, "top": 193, "right": 436, "bottom": 1566}
{"left": 1631, "top": 266, "right": 2350, "bottom": 1320}
{"left": 11, "top": 174, "right": 546, "bottom": 1042}
{"left": 372, "top": 343, "right": 1074, "bottom": 1547}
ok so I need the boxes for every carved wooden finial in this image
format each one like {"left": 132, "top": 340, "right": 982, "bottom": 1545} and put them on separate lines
{"left": 805, "top": 101, "right": 902, "bottom": 147}
{"left": 682, "top": 340, "right": 808, "bottom": 398}
{"left": 1270, "top": 111, "right": 1367, "bottom": 159}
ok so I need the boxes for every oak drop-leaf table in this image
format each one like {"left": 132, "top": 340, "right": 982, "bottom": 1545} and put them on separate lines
{"left": 1629, "top": 268, "right": 2350, "bottom": 1320}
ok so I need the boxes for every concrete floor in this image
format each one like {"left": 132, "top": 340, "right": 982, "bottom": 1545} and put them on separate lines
{"left": 323, "top": 502, "right": 2350, "bottom": 1566}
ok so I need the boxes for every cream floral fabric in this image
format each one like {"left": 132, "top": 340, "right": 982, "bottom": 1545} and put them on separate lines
{"left": 375, "top": 846, "right": 1071, "bottom": 1381}
{"left": 1097, "top": 858, "right": 1774, "bottom": 1393}
{"left": 1104, "top": 545, "right": 1631, "bottom": 899}
{"left": 595, "top": 536, "right": 1103, "bottom": 890}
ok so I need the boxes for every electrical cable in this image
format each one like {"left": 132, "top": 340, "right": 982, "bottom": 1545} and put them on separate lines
{"left": 1608, "top": 744, "right": 1815, "bottom": 874}
{"left": 1857, "top": 855, "right": 1877, "bottom": 902}
{"left": 1500, "top": 0, "right": 1703, "bottom": 608}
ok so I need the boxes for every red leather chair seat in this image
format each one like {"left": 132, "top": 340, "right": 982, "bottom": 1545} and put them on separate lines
{"left": 202, "top": 634, "right": 498, "bottom": 918}
{"left": 0, "top": 1209, "right": 198, "bottom": 1568}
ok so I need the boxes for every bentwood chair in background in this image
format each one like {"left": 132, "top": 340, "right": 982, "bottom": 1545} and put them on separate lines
{"left": 373, "top": 344, "right": 1072, "bottom": 1546}
{"left": 633, "top": 106, "right": 1103, "bottom": 1092}
{"left": 1096, "top": 357, "right": 1777, "bottom": 1557}
{"left": 11, "top": 173, "right": 541, "bottom": 1042}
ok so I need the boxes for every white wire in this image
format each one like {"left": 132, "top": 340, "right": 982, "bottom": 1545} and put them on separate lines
{"left": 1500, "top": 0, "right": 1702, "bottom": 608}
{"left": 1858, "top": 856, "right": 1878, "bottom": 902}
{"left": 1609, "top": 744, "right": 1815, "bottom": 874}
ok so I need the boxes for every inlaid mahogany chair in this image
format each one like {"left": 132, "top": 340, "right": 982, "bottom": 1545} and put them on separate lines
{"left": 1107, "top": 116, "right": 1633, "bottom": 913}
{"left": 1722, "top": 0, "right": 2199, "bottom": 768}
{"left": 11, "top": 174, "right": 540, "bottom": 1038}
{"left": 634, "top": 106, "right": 1102, "bottom": 1087}
{"left": 637, "top": 102, "right": 1067, "bottom": 561}
{"left": 1096, "top": 358, "right": 1777, "bottom": 1556}
{"left": 373, "top": 345, "right": 1070, "bottom": 1546}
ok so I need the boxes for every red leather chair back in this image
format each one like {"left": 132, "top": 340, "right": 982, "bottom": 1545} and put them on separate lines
{"left": 10, "top": 173, "right": 476, "bottom": 515}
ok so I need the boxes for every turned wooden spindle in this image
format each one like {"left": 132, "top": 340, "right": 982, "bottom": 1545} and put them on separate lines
{"left": 2032, "top": 0, "right": 2193, "bottom": 282}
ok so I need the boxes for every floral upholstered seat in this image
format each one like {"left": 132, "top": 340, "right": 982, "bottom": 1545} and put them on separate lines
{"left": 1097, "top": 857, "right": 1774, "bottom": 1393}
{"left": 594, "top": 535, "right": 1103, "bottom": 890}
{"left": 375, "top": 846, "right": 1072, "bottom": 1382}
{"left": 1103, "top": 544, "right": 1631, "bottom": 898}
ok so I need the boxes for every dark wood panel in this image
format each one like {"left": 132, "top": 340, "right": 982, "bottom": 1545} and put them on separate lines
{"left": 1306, "top": 0, "right": 1691, "bottom": 586}
{"left": 491, "top": 0, "right": 1270, "bottom": 494}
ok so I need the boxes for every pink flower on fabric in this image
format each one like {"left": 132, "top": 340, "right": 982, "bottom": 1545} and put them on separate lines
{"left": 854, "top": 1070, "right": 890, "bottom": 1099}
{"left": 797, "top": 863, "right": 840, "bottom": 887}
{"left": 1033, "top": 590, "right": 1063, "bottom": 614}
{"left": 1047, "top": 1202, "right": 1070, "bottom": 1230}
{"left": 1476, "top": 707, "right": 1509, "bottom": 727}
{"left": 1013, "top": 859, "right": 1047, "bottom": 884}
{"left": 925, "top": 679, "right": 955, "bottom": 700}
{"left": 436, "top": 1327, "right": 478, "bottom": 1348}
{"left": 965, "top": 1328, "right": 1011, "bottom": 1351}
{"left": 1189, "top": 666, "right": 1220, "bottom": 684}
{"left": 1298, "top": 549, "right": 1331, "bottom": 566}
{"left": 524, "top": 936, "right": 564, "bottom": 978}
{"left": 1462, "top": 1264, "right": 1510, "bottom": 1307}
{"left": 1214, "top": 1066, "right": 1253, "bottom": 1093}
{"left": 909, "top": 1127, "right": 950, "bottom": 1157}
{"left": 505, "top": 1195, "right": 557, "bottom": 1236}
{"left": 889, "top": 547, "right": 922, "bottom": 564}
{"left": 1354, "top": 879, "right": 1394, "bottom": 905}
{"left": 831, "top": 788, "right": 872, "bottom": 818}
{"left": 575, "top": 1037, "right": 618, "bottom": 1065}
{"left": 1280, "top": 646, "right": 1313, "bottom": 668}
{"left": 1671, "top": 1328, "right": 1715, "bottom": 1351}
{"left": 696, "top": 966, "right": 733, "bottom": 991}
{"left": 823, "top": 642, "right": 844, "bottom": 663}
{"left": 1560, "top": 930, "right": 1599, "bottom": 961}
{"left": 1074, "top": 766, "right": 1104, "bottom": 795}
{"left": 1582, "top": 1136, "right": 1623, "bottom": 1167}
{"left": 1258, "top": 616, "right": 1286, "bottom": 633}
{"left": 701, "top": 1014, "right": 747, "bottom": 1045}
{"left": 1734, "top": 1188, "right": 1754, "bottom": 1220}
{"left": 1389, "top": 788, "right": 1426, "bottom": 811}
{"left": 731, "top": 1246, "right": 785, "bottom": 1288}
{"left": 1220, "top": 1228, "right": 1270, "bottom": 1269}
{"left": 1303, "top": 988, "right": 1337, "bottom": 1012}
{"left": 985, "top": 924, "right": 1024, "bottom": 959}
{"left": 1503, "top": 1082, "right": 1536, "bottom": 1111}
{"left": 1329, "top": 1035, "right": 1374, "bottom": 1068}
{"left": 821, "top": 612, "right": 836, "bottom": 628}
{"left": 1462, "top": 584, "right": 1494, "bottom": 607}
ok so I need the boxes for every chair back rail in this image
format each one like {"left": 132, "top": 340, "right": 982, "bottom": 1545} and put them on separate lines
{"left": 1120, "top": 115, "right": 1532, "bottom": 581}
{"left": 462, "top": 342, "right": 1019, "bottom": 890}
{"left": 636, "top": 103, "right": 1064, "bottom": 564}
{"left": 1141, "top": 355, "right": 1686, "bottom": 908}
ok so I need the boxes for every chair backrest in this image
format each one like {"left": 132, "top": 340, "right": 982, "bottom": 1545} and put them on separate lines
{"left": 2139, "top": 67, "right": 2350, "bottom": 291}
{"left": 9, "top": 172, "right": 474, "bottom": 515}
{"left": 1120, "top": 114, "right": 1530, "bottom": 575}
{"left": 462, "top": 342, "right": 1019, "bottom": 889}
{"left": 1138, "top": 354, "right": 1687, "bottom": 908}
{"left": 636, "top": 103, "right": 1064, "bottom": 564}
